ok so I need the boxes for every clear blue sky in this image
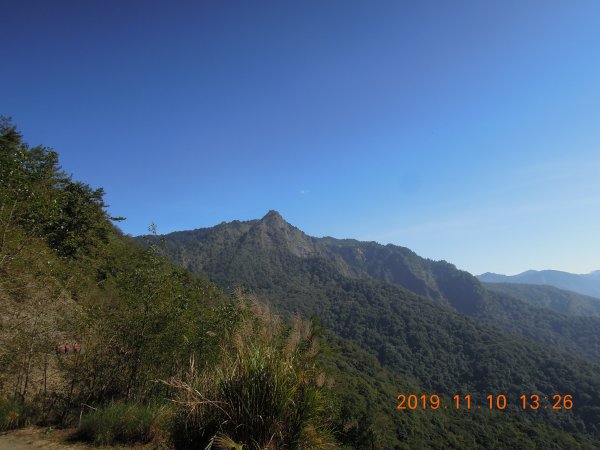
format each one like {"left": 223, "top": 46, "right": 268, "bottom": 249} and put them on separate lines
{"left": 2, "top": 0, "right": 600, "bottom": 275}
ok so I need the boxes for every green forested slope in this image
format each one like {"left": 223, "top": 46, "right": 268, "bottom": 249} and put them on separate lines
{"left": 321, "top": 332, "right": 600, "bottom": 449}
{"left": 0, "top": 119, "right": 338, "bottom": 448}
{"left": 147, "top": 212, "right": 600, "bottom": 440}
{"left": 151, "top": 212, "right": 600, "bottom": 365}
{"left": 483, "top": 282, "right": 600, "bottom": 317}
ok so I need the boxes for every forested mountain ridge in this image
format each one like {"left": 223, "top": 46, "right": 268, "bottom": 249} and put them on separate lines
{"left": 162, "top": 210, "right": 471, "bottom": 304}
{"left": 143, "top": 211, "right": 600, "bottom": 439}
{"left": 483, "top": 282, "right": 600, "bottom": 317}
{"left": 478, "top": 270, "right": 600, "bottom": 298}
{"left": 146, "top": 211, "right": 600, "bottom": 365}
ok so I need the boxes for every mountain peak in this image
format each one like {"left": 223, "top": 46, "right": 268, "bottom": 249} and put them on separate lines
{"left": 262, "top": 209, "right": 284, "bottom": 221}
{"left": 259, "top": 210, "right": 288, "bottom": 227}
{"left": 252, "top": 210, "right": 318, "bottom": 257}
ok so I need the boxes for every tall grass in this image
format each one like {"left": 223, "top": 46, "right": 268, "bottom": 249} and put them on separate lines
{"left": 0, "top": 397, "right": 28, "bottom": 431}
{"left": 77, "top": 402, "right": 166, "bottom": 445}
{"left": 167, "top": 302, "right": 338, "bottom": 449}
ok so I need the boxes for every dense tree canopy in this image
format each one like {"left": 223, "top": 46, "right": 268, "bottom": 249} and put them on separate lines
{"left": 149, "top": 209, "right": 600, "bottom": 442}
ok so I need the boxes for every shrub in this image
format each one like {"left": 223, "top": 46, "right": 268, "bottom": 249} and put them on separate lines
{"left": 0, "top": 398, "right": 27, "bottom": 431}
{"left": 167, "top": 302, "right": 338, "bottom": 450}
{"left": 77, "top": 402, "right": 164, "bottom": 445}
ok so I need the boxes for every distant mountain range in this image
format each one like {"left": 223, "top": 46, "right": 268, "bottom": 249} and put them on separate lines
{"left": 138, "top": 211, "right": 600, "bottom": 442}
{"left": 478, "top": 270, "right": 600, "bottom": 299}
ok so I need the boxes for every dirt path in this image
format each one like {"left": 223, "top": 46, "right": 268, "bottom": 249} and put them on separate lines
{"left": 0, "top": 427, "right": 86, "bottom": 449}
{"left": 0, "top": 427, "right": 157, "bottom": 449}
{"left": 0, "top": 427, "right": 160, "bottom": 449}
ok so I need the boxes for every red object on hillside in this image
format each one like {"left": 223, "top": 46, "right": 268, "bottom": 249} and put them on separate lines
{"left": 65, "top": 343, "right": 71, "bottom": 353}
{"left": 73, "top": 343, "right": 79, "bottom": 353}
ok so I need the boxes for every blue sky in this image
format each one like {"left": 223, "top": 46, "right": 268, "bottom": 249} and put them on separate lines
{"left": 2, "top": 0, "right": 600, "bottom": 275}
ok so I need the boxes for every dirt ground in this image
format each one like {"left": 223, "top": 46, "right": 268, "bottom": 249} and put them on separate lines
{"left": 0, "top": 427, "right": 86, "bottom": 449}
{"left": 0, "top": 427, "right": 156, "bottom": 449}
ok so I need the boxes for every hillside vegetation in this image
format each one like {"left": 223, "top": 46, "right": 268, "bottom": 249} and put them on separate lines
{"left": 0, "top": 119, "right": 339, "bottom": 448}
{"left": 483, "top": 282, "right": 600, "bottom": 317}
{"left": 147, "top": 210, "right": 600, "bottom": 443}
{"left": 150, "top": 212, "right": 600, "bottom": 364}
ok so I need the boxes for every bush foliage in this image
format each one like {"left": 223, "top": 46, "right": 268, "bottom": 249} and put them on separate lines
{"left": 168, "top": 303, "right": 337, "bottom": 449}
{"left": 77, "top": 402, "right": 162, "bottom": 445}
